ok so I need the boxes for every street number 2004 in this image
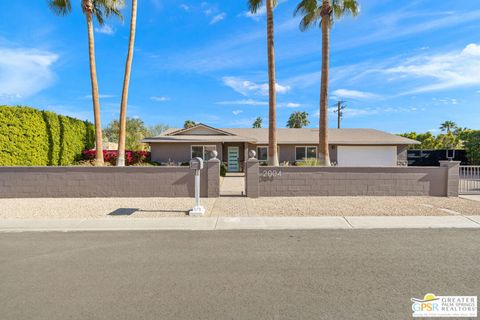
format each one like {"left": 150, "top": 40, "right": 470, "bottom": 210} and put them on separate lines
{"left": 261, "top": 170, "right": 282, "bottom": 177}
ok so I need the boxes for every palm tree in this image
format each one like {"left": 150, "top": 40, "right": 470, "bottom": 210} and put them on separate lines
{"left": 252, "top": 117, "right": 263, "bottom": 128}
{"left": 439, "top": 121, "right": 458, "bottom": 134}
{"left": 117, "top": 0, "right": 138, "bottom": 166}
{"left": 184, "top": 120, "right": 197, "bottom": 129}
{"left": 287, "top": 111, "right": 310, "bottom": 128}
{"left": 48, "top": 0, "right": 123, "bottom": 166}
{"left": 294, "top": 0, "right": 359, "bottom": 166}
{"left": 248, "top": 0, "right": 279, "bottom": 166}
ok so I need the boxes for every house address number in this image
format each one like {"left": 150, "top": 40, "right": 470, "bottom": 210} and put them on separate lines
{"left": 261, "top": 170, "right": 282, "bottom": 178}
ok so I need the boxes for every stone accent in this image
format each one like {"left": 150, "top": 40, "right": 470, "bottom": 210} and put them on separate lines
{"left": 439, "top": 161, "right": 460, "bottom": 197}
{"left": 245, "top": 159, "right": 260, "bottom": 198}
{"left": 245, "top": 165, "right": 455, "bottom": 197}
{"left": 0, "top": 166, "right": 220, "bottom": 198}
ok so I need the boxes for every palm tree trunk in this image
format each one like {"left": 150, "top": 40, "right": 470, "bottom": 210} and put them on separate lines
{"left": 266, "top": 0, "right": 279, "bottom": 166}
{"left": 85, "top": 2, "right": 104, "bottom": 166}
{"left": 319, "top": 1, "right": 331, "bottom": 166}
{"left": 117, "top": 0, "right": 138, "bottom": 166}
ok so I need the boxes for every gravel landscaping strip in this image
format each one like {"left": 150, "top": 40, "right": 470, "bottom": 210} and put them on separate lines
{"left": 0, "top": 196, "right": 478, "bottom": 219}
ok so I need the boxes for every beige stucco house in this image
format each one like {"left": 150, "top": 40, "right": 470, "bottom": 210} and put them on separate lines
{"left": 142, "top": 123, "right": 419, "bottom": 172}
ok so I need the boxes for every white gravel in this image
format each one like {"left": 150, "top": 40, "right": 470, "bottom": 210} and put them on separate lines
{"left": 0, "top": 196, "right": 478, "bottom": 219}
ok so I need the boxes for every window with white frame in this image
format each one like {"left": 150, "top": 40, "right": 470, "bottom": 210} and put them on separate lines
{"left": 295, "top": 146, "right": 317, "bottom": 161}
{"left": 257, "top": 146, "right": 268, "bottom": 162}
{"left": 191, "top": 145, "right": 216, "bottom": 160}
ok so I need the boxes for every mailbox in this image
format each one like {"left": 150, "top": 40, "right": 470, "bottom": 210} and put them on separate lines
{"left": 189, "top": 157, "right": 204, "bottom": 170}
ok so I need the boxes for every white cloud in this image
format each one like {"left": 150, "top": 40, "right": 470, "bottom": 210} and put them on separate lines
{"left": 179, "top": 4, "right": 190, "bottom": 11}
{"left": 222, "top": 77, "right": 290, "bottom": 96}
{"left": 278, "top": 102, "right": 302, "bottom": 108}
{"left": 232, "top": 110, "right": 243, "bottom": 115}
{"left": 151, "top": 96, "right": 170, "bottom": 102}
{"left": 95, "top": 24, "right": 115, "bottom": 35}
{"left": 216, "top": 99, "right": 268, "bottom": 106}
{"left": 332, "top": 89, "right": 380, "bottom": 100}
{"left": 387, "top": 43, "right": 480, "bottom": 94}
{"left": 210, "top": 13, "right": 226, "bottom": 25}
{"left": 317, "top": 106, "right": 420, "bottom": 118}
{"left": 0, "top": 47, "right": 58, "bottom": 100}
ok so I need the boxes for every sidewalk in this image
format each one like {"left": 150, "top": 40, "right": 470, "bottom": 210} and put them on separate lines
{"left": 1, "top": 216, "right": 479, "bottom": 232}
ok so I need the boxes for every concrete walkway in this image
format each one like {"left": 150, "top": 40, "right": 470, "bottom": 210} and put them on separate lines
{"left": 219, "top": 175, "right": 245, "bottom": 196}
{"left": 1, "top": 215, "right": 479, "bottom": 232}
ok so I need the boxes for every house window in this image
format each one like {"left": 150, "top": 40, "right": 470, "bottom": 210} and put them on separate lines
{"left": 295, "top": 146, "right": 317, "bottom": 161}
{"left": 191, "top": 145, "right": 216, "bottom": 160}
{"left": 257, "top": 146, "right": 268, "bottom": 161}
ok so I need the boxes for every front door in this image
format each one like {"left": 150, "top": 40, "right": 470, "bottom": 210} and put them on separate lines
{"left": 227, "top": 147, "right": 240, "bottom": 172}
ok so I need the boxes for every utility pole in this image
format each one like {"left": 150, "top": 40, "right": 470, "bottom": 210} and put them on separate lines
{"left": 333, "top": 100, "right": 346, "bottom": 128}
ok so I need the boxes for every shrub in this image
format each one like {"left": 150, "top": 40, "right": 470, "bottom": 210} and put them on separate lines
{"left": 463, "top": 130, "right": 480, "bottom": 165}
{"left": 0, "top": 106, "right": 94, "bottom": 166}
{"left": 220, "top": 162, "right": 227, "bottom": 177}
{"left": 82, "top": 150, "right": 151, "bottom": 166}
{"left": 296, "top": 158, "right": 321, "bottom": 166}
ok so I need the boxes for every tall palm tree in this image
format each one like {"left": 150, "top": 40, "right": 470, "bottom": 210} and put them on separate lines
{"left": 252, "top": 116, "right": 263, "bottom": 128}
{"left": 248, "top": 0, "right": 279, "bottom": 166}
{"left": 439, "top": 121, "right": 458, "bottom": 134}
{"left": 117, "top": 0, "right": 138, "bottom": 166}
{"left": 183, "top": 120, "right": 197, "bottom": 129}
{"left": 287, "top": 111, "right": 310, "bottom": 128}
{"left": 48, "top": 0, "right": 124, "bottom": 166}
{"left": 294, "top": 0, "right": 359, "bottom": 166}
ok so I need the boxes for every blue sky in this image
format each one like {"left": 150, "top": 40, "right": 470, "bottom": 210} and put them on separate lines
{"left": 0, "top": 0, "right": 479, "bottom": 133}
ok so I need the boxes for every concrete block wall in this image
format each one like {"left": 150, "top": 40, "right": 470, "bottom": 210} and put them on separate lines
{"left": 246, "top": 160, "right": 460, "bottom": 197}
{"left": 0, "top": 161, "right": 220, "bottom": 198}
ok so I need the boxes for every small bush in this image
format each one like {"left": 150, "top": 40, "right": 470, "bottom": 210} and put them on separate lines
{"left": 220, "top": 162, "right": 227, "bottom": 176}
{"left": 296, "top": 158, "right": 321, "bottom": 166}
{"left": 82, "top": 150, "right": 151, "bottom": 166}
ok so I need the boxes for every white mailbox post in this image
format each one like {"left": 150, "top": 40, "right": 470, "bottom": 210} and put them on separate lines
{"left": 189, "top": 157, "right": 205, "bottom": 216}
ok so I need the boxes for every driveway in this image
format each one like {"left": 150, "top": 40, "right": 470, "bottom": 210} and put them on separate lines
{"left": 1, "top": 230, "right": 479, "bottom": 319}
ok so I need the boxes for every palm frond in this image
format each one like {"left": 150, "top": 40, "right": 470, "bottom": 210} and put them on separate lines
{"left": 247, "top": 0, "right": 264, "bottom": 14}
{"left": 47, "top": 0, "right": 72, "bottom": 16}
{"left": 294, "top": 0, "right": 322, "bottom": 30}
{"left": 332, "top": 0, "right": 359, "bottom": 19}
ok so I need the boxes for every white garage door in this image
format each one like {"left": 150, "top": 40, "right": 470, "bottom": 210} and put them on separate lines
{"left": 337, "top": 146, "right": 397, "bottom": 167}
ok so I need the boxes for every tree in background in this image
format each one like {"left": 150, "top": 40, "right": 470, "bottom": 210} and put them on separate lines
{"left": 295, "top": 0, "right": 359, "bottom": 166}
{"left": 252, "top": 117, "right": 263, "bottom": 128}
{"left": 248, "top": 0, "right": 279, "bottom": 166}
{"left": 439, "top": 121, "right": 458, "bottom": 134}
{"left": 147, "top": 124, "right": 170, "bottom": 137}
{"left": 48, "top": 0, "right": 124, "bottom": 166}
{"left": 117, "top": 0, "right": 138, "bottom": 166}
{"left": 104, "top": 117, "right": 149, "bottom": 150}
{"left": 462, "top": 130, "right": 480, "bottom": 165}
{"left": 287, "top": 111, "right": 310, "bottom": 128}
{"left": 184, "top": 120, "right": 197, "bottom": 129}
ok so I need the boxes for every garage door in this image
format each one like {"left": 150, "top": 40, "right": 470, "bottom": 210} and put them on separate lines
{"left": 337, "top": 146, "right": 397, "bottom": 167}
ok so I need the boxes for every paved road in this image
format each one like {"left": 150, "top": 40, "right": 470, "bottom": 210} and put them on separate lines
{"left": 1, "top": 230, "right": 479, "bottom": 319}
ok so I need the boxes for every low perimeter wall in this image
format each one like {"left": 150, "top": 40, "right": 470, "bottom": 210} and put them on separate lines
{"left": 0, "top": 159, "right": 220, "bottom": 198}
{"left": 245, "top": 160, "right": 460, "bottom": 198}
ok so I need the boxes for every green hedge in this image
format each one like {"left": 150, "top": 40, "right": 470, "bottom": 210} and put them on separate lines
{"left": 0, "top": 106, "right": 95, "bottom": 166}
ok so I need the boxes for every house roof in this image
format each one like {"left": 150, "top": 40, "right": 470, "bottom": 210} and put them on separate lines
{"left": 142, "top": 124, "right": 420, "bottom": 145}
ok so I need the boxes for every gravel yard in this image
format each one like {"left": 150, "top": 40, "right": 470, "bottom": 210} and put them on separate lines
{"left": 0, "top": 196, "right": 478, "bottom": 219}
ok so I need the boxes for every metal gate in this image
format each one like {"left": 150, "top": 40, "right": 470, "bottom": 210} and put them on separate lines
{"left": 459, "top": 166, "right": 480, "bottom": 194}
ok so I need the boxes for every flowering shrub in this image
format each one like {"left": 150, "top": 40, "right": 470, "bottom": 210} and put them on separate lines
{"left": 82, "top": 150, "right": 150, "bottom": 166}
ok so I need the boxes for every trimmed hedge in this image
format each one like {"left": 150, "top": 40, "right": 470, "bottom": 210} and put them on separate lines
{"left": 0, "top": 106, "right": 95, "bottom": 166}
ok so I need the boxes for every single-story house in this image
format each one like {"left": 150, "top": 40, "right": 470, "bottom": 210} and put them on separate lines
{"left": 142, "top": 123, "right": 420, "bottom": 172}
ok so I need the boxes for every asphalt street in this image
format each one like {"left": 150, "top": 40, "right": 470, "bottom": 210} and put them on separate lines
{"left": 1, "top": 229, "right": 479, "bottom": 319}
